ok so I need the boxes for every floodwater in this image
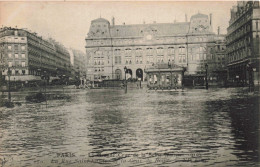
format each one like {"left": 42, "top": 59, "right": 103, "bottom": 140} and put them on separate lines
{"left": 0, "top": 87, "right": 259, "bottom": 167}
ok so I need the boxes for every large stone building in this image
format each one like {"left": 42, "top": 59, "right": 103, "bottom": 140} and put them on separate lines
{"left": 0, "top": 27, "right": 72, "bottom": 84}
{"left": 226, "top": 1, "right": 260, "bottom": 86}
{"left": 85, "top": 13, "right": 227, "bottom": 85}
{"left": 68, "top": 49, "right": 87, "bottom": 84}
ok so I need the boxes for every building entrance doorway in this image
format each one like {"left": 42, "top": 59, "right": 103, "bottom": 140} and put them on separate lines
{"left": 126, "top": 69, "right": 132, "bottom": 79}
{"left": 136, "top": 68, "right": 143, "bottom": 81}
{"left": 115, "top": 69, "right": 122, "bottom": 80}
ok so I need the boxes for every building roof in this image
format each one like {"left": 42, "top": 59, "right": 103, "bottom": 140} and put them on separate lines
{"left": 91, "top": 18, "right": 110, "bottom": 23}
{"left": 110, "top": 22, "right": 190, "bottom": 37}
{"left": 190, "top": 13, "right": 208, "bottom": 19}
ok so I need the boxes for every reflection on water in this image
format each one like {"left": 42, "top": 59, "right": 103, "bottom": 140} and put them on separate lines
{"left": 0, "top": 88, "right": 259, "bottom": 167}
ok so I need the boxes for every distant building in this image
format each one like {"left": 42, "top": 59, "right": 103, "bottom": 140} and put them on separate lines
{"left": 85, "top": 13, "right": 227, "bottom": 85}
{"left": 0, "top": 27, "right": 72, "bottom": 84}
{"left": 205, "top": 34, "right": 227, "bottom": 86}
{"left": 69, "top": 49, "right": 87, "bottom": 84}
{"left": 226, "top": 1, "right": 260, "bottom": 86}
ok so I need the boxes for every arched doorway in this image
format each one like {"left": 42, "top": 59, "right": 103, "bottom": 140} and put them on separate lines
{"left": 126, "top": 69, "right": 132, "bottom": 79}
{"left": 136, "top": 68, "right": 143, "bottom": 81}
{"left": 115, "top": 69, "right": 122, "bottom": 80}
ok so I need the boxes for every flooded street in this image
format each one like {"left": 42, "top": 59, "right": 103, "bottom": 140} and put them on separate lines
{"left": 0, "top": 88, "right": 259, "bottom": 167}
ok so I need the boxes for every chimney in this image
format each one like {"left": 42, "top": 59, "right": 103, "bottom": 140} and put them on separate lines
{"left": 218, "top": 26, "right": 220, "bottom": 35}
{"left": 210, "top": 13, "right": 212, "bottom": 26}
{"left": 185, "top": 14, "right": 187, "bottom": 22}
{"left": 112, "top": 17, "right": 115, "bottom": 26}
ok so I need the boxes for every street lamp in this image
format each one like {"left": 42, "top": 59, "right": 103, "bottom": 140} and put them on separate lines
{"left": 168, "top": 60, "right": 172, "bottom": 89}
{"left": 247, "top": 62, "right": 254, "bottom": 92}
{"left": 43, "top": 70, "right": 48, "bottom": 107}
{"left": 205, "top": 63, "right": 208, "bottom": 90}
{"left": 7, "top": 67, "right": 12, "bottom": 102}
{"left": 124, "top": 66, "right": 127, "bottom": 93}
{"left": 14, "top": 77, "right": 16, "bottom": 90}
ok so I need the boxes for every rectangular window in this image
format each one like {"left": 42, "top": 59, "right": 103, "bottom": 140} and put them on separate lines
{"left": 199, "top": 54, "right": 203, "bottom": 60}
{"left": 179, "top": 47, "right": 185, "bottom": 53}
{"left": 196, "top": 54, "right": 200, "bottom": 60}
{"left": 15, "top": 54, "right": 19, "bottom": 59}
{"left": 21, "top": 46, "right": 25, "bottom": 50}
{"left": 203, "top": 54, "right": 207, "bottom": 60}
{"left": 8, "top": 46, "right": 11, "bottom": 50}
{"left": 8, "top": 53, "right": 12, "bottom": 58}
{"left": 118, "top": 56, "right": 121, "bottom": 64}
{"left": 22, "top": 62, "right": 25, "bottom": 67}
{"left": 8, "top": 62, "right": 12, "bottom": 67}
{"left": 115, "top": 56, "right": 118, "bottom": 64}
{"left": 182, "top": 55, "right": 186, "bottom": 63}
{"left": 22, "top": 54, "right": 25, "bottom": 58}
{"left": 157, "top": 55, "right": 164, "bottom": 63}
{"left": 147, "top": 55, "right": 153, "bottom": 64}
{"left": 14, "top": 45, "right": 18, "bottom": 51}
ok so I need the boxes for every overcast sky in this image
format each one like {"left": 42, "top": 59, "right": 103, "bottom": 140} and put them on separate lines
{"left": 1, "top": 1, "right": 237, "bottom": 52}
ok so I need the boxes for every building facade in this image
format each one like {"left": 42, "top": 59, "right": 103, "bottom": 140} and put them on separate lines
{"left": 145, "top": 63, "right": 185, "bottom": 89}
{"left": 226, "top": 1, "right": 260, "bottom": 86}
{"left": 0, "top": 27, "right": 72, "bottom": 84}
{"left": 69, "top": 49, "right": 87, "bottom": 84}
{"left": 86, "top": 13, "right": 227, "bottom": 85}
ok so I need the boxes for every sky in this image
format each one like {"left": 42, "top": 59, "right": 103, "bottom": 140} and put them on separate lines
{"left": 0, "top": 1, "right": 237, "bottom": 52}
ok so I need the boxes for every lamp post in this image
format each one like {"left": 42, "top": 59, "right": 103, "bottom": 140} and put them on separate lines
{"left": 7, "top": 67, "right": 11, "bottom": 102}
{"left": 168, "top": 60, "right": 172, "bottom": 89}
{"left": 205, "top": 63, "right": 208, "bottom": 90}
{"left": 14, "top": 77, "right": 16, "bottom": 89}
{"left": 247, "top": 62, "right": 254, "bottom": 92}
{"left": 43, "top": 70, "right": 48, "bottom": 108}
{"left": 124, "top": 66, "right": 127, "bottom": 93}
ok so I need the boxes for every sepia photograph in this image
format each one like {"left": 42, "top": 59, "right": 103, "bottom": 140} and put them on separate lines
{"left": 0, "top": 0, "right": 259, "bottom": 166}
